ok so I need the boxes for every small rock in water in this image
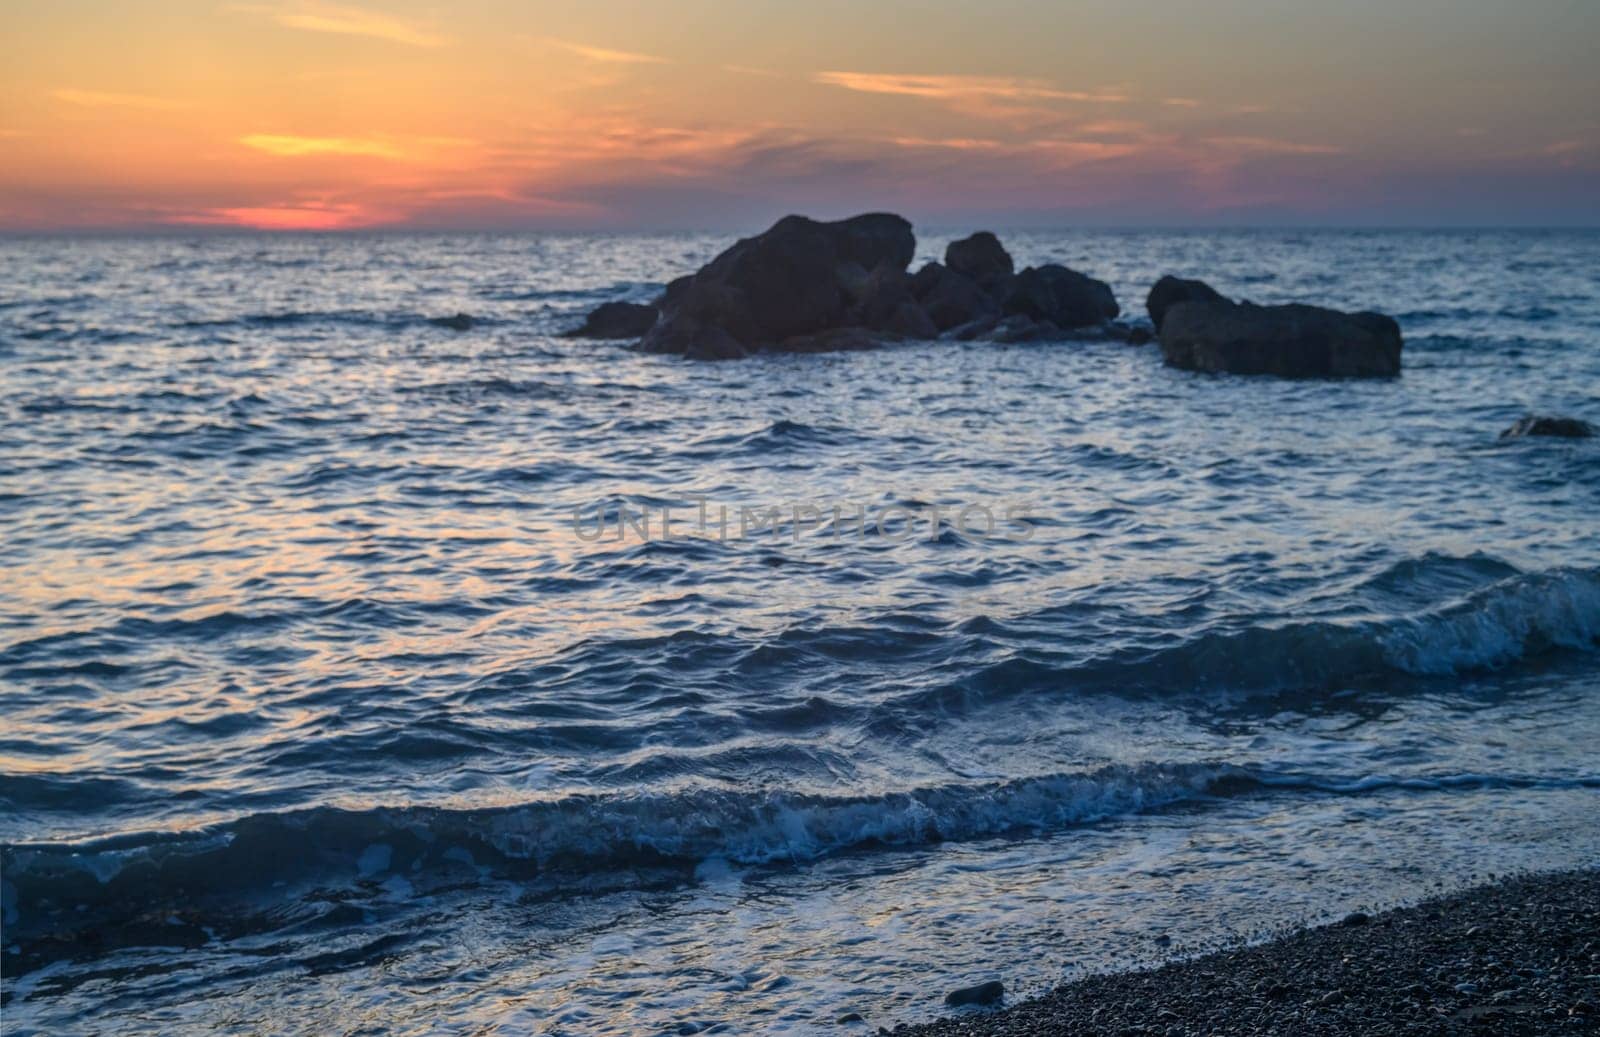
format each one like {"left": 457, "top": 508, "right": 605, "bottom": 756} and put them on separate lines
{"left": 836, "top": 1011, "right": 865, "bottom": 1024}
{"left": 1153, "top": 934, "right": 1172, "bottom": 947}
{"left": 428, "top": 312, "right": 475, "bottom": 331}
{"left": 1500, "top": 415, "right": 1594, "bottom": 439}
{"left": 1342, "top": 911, "right": 1371, "bottom": 927}
{"left": 944, "top": 979, "right": 1004, "bottom": 1007}
{"left": 1454, "top": 982, "right": 1480, "bottom": 995}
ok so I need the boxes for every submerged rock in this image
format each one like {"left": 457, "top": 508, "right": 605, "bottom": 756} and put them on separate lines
{"left": 1500, "top": 415, "right": 1594, "bottom": 439}
{"left": 428, "top": 312, "right": 476, "bottom": 331}
{"left": 944, "top": 979, "right": 1004, "bottom": 1007}
{"left": 1160, "top": 299, "right": 1402, "bottom": 378}
{"left": 565, "top": 300, "right": 657, "bottom": 339}
{"left": 1146, "top": 275, "right": 1226, "bottom": 333}
{"left": 638, "top": 321, "right": 748, "bottom": 361}
{"left": 990, "top": 315, "right": 1063, "bottom": 343}
{"left": 777, "top": 327, "right": 883, "bottom": 354}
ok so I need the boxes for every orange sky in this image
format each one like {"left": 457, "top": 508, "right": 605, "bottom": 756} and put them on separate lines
{"left": 2, "top": 1, "right": 1597, "bottom": 230}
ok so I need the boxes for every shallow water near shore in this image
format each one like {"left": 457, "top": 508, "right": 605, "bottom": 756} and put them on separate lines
{"left": 3, "top": 228, "right": 1599, "bottom": 1034}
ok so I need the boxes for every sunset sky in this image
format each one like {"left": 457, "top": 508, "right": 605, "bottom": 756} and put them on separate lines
{"left": 2, "top": 0, "right": 1598, "bottom": 231}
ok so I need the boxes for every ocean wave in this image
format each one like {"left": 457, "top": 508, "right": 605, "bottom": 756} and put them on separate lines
{"left": 1083, "top": 565, "right": 1600, "bottom": 693}
{"left": 0, "top": 763, "right": 1230, "bottom": 929}
{"left": 7, "top": 762, "right": 1597, "bottom": 945}
{"left": 169, "top": 311, "right": 493, "bottom": 332}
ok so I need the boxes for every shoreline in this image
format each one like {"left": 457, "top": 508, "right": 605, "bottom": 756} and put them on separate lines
{"left": 901, "top": 869, "right": 1600, "bottom": 1036}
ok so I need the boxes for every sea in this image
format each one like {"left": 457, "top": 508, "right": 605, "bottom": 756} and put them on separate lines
{"left": 2, "top": 228, "right": 1598, "bottom": 1035}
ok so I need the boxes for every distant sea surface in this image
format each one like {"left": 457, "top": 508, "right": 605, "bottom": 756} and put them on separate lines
{"left": 2, "top": 229, "right": 1599, "bottom": 1035}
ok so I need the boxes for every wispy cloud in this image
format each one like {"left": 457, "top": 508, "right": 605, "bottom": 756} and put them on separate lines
{"left": 240, "top": 134, "right": 405, "bottom": 158}
{"left": 1205, "top": 135, "right": 1343, "bottom": 156}
{"left": 1543, "top": 139, "right": 1589, "bottom": 156}
{"left": 1161, "top": 97, "right": 1201, "bottom": 108}
{"left": 53, "top": 88, "right": 189, "bottom": 110}
{"left": 815, "top": 71, "right": 1107, "bottom": 103}
{"left": 540, "top": 37, "right": 666, "bottom": 64}
{"left": 233, "top": 3, "right": 449, "bottom": 47}
{"left": 890, "top": 136, "right": 1008, "bottom": 151}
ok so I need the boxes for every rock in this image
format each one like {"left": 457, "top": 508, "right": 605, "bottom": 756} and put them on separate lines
{"left": 566, "top": 300, "right": 657, "bottom": 339}
{"left": 654, "top": 274, "right": 695, "bottom": 311}
{"left": 1500, "top": 415, "right": 1594, "bottom": 439}
{"left": 1160, "top": 300, "right": 1402, "bottom": 378}
{"left": 944, "top": 980, "right": 1004, "bottom": 1007}
{"left": 1146, "top": 275, "right": 1227, "bottom": 333}
{"left": 883, "top": 301, "right": 939, "bottom": 339}
{"left": 855, "top": 263, "right": 917, "bottom": 331}
{"left": 1000, "top": 264, "right": 1120, "bottom": 329}
{"left": 911, "top": 262, "right": 997, "bottom": 331}
{"left": 944, "top": 231, "right": 1013, "bottom": 289}
{"left": 428, "top": 312, "right": 476, "bottom": 331}
{"left": 943, "top": 315, "right": 1001, "bottom": 341}
{"left": 644, "top": 212, "right": 915, "bottom": 356}
{"left": 837, "top": 1012, "right": 865, "bottom": 1024}
{"left": 617, "top": 215, "right": 1112, "bottom": 358}
{"left": 639, "top": 320, "right": 747, "bottom": 360}
{"left": 684, "top": 326, "right": 749, "bottom": 361}
{"left": 991, "top": 315, "right": 1063, "bottom": 343}
{"left": 1319, "top": 989, "right": 1346, "bottom": 1006}
{"left": 1342, "top": 912, "right": 1372, "bottom": 927}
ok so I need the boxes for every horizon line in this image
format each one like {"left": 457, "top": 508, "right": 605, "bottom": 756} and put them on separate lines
{"left": 4, "top": 222, "right": 1599, "bottom": 239}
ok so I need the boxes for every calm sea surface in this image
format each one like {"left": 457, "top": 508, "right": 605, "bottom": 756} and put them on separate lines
{"left": 2, "top": 229, "right": 1599, "bottom": 1034}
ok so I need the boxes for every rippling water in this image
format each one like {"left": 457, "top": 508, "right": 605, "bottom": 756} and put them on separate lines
{"left": 3, "top": 229, "right": 1599, "bottom": 1034}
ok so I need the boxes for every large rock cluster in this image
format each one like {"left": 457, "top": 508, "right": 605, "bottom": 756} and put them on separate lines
{"left": 567, "top": 214, "right": 1124, "bottom": 359}
{"left": 567, "top": 212, "right": 1406, "bottom": 378}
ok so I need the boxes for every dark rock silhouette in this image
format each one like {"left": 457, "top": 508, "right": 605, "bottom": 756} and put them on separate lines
{"left": 565, "top": 300, "right": 657, "bottom": 339}
{"left": 1160, "top": 299, "right": 1402, "bottom": 378}
{"left": 638, "top": 321, "right": 747, "bottom": 361}
{"left": 428, "top": 312, "right": 476, "bottom": 331}
{"left": 1500, "top": 415, "right": 1594, "bottom": 438}
{"left": 1146, "top": 275, "right": 1226, "bottom": 333}
{"left": 911, "top": 262, "right": 997, "bottom": 331}
{"left": 944, "top": 231, "right": 1014, "bottom": 289}
{"left": 991, "top": 315, "right": 1064, "bottom": 343}
{"left": 639, "top": 213, "right": 917, "bottom": 355}
{"left": 945, "top": 980, "right": 1005, "bottom": 1007}
{"left": 572, "top": 213, "right": 1128, "bottom": 357}
{"left": 1000, "top": 264, "right": 1120, "bottom": 329}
